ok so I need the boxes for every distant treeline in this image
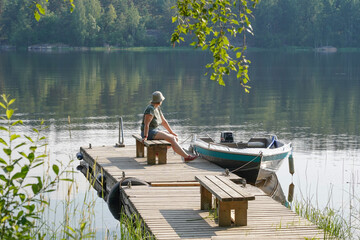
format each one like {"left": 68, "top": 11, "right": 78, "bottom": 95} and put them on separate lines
{"left": 0, "top": 0, "right": 359, "bottom": 48}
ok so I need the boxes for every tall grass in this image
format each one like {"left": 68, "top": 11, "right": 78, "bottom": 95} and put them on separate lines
{"left": 119, "top": 211, "right": 155, "bottom": 240}
{"left": 292, "top": 165, "right": 360, "bottom": 240}
{"left": 37, "top": 165, "right": 97, "bottom": 239}
{"left": 34, "top": 158, "right": 158, "bottom": 239}
{"left": 294, "top": 200, "right": 351, "bottom": 239}
{"left": 0, "top": 94, "right": 154, "bottom": 239}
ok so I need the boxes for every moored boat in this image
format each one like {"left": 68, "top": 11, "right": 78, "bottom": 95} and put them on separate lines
{"left": 190, "top": 132, "right": 292, "bottom": 184}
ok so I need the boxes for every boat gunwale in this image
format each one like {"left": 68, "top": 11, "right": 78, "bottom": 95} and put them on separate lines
{"left": 192, "top": 138, "right": 292, "bottom": 157}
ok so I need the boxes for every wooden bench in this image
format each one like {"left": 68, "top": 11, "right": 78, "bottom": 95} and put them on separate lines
{"left": 195, "top": 175, "right": 255, "bottom": 227}
{"left": 132, "top": 134, "right": 171, "bottom": 165}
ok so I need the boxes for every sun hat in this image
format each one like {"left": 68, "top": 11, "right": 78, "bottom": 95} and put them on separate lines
{"left": 151, "top": 91, "right": 165, "bottom": 103}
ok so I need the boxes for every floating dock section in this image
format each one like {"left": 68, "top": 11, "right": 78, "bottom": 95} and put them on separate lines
{"left": 79, "top": 145, "right": 326, "bottom": 239}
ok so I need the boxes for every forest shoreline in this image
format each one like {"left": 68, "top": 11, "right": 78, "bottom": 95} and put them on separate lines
{"left": 3, "top": 44, "right": 360, "bottom": 53}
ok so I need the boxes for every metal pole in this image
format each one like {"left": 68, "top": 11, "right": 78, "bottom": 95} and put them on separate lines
{"left": 116, "top": 117, "right": 125, "bottom": 147}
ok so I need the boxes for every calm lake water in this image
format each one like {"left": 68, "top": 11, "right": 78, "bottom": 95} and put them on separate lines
{"left": 1, "top": 48, "right": 359, "bottom": 237}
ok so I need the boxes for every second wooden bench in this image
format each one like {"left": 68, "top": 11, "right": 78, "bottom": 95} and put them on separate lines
{"left": 132, "top": 134, "right": 171, "bottom": 165}
{"left": 195, "top": 175, "right": 255, "bottom": 227}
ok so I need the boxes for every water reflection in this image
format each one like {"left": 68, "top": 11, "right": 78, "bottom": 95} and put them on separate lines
{"left": 256, "top": 169, "right": 291, "bottom": 206}
{"left": 1, "top": 49, "right": 359, "bottom": 236}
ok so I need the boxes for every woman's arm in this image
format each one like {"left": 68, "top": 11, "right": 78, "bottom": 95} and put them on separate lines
{"left": 143, "top": 114, "right": 153, "bottom": 140}
{"left": 160, "top": 112, "right": 177, "bottom": 136}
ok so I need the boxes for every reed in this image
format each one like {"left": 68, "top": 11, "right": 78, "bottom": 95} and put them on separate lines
{"left": 294, "top": 200, "right": 351, "bottom": 239}
{"left": 119, "top": 210, "right": 155, "bottom": 240}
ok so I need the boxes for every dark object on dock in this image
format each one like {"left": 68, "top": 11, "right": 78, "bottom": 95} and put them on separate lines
{"left": 107, "top": 177, "right": 149, "bottom": 220}
{"left": 76, "top": 152, "right": 83, "bottom": 160}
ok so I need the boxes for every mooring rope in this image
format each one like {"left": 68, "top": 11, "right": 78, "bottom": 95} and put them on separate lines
{"left": 180, "top": 134, "right": 193, "bottom": 144}
{"left": 230, "top": 151, "right": 263, "bottom": 173}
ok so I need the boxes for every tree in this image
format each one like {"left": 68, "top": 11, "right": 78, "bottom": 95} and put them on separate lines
{"left": 171, "top": 0, "right": 259, "bottom": 89}
{"left": 31, "top": 0, "right": 258, "bottom": 90}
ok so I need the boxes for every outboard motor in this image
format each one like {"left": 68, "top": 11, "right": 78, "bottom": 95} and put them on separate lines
{"left": 220, "top": 132, "right": 234, "bottom": 143}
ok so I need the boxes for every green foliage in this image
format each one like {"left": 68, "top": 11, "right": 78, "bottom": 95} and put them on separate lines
{"left": 1, "top": 0, "right": 360, "bottom": 50}
{"left": 32, "top": 0, "right": 74, "bottom": 21}
{"left": 294, "top": 200, "right": 352, "bottom": 239}
{"left": 3, "top": 0, "right": 360, "bottom": 88}
{"left": 171, "top": 0, "right": 258, "bottom": 89}
{"left": 120, "top": 210, "right": 155, "bottom": 240}
{"left": 0, "top": 94, "right": 72, "bottom": 239}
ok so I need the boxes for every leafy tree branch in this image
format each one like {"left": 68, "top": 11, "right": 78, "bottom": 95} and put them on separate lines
{"left": 29, "top": 0, "right": 257, "bottom": 90}
{"left": 0, "top": 94, "right": 74, "bottom": 239}
{"left": 171, "top": 0, "right": 258, "bottom": 89}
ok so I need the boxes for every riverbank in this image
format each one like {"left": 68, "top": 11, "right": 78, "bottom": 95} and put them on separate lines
{"left": 3, "top": 44, "right": 360, "bottom": 53}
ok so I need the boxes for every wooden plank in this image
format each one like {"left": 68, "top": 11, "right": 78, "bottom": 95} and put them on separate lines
{"left": 195, "top": 175, "right": 231, "bottom": 201}
{"left": 151, "top": 182, "right": 200, "bottom": 187}
{"left": 81, "top": 146, "right": 326, "bottom": 240}
{"left": 216, "top": 175, "right": 255, "bottom": 200}
{"left": 206, "top": 175, "right": 248, "bottom": 201}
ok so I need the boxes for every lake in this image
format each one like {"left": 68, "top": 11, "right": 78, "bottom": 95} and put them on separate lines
{"left": 0, "top": 48, "right": 359, "bottom": 237}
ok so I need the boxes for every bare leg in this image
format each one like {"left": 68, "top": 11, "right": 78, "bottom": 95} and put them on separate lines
{"left": 154, "top": 131, "right": 189, "bottom": 158}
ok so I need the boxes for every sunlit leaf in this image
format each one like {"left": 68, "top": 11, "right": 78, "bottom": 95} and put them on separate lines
{"left": 0, "top": 158, "right": 6, "bottom": 165}
{"left": 25, "top": 135, "right": 34, "bottom": 143}
{"left": 12, "top": 120, "right": 23, "bottom": 126}
{"left": 3, "top": 148, "right": 11, "bottom": 156}
{"left": 10, "top": 134, "right": 20, "bottom": 141}
{"left": 19, "top": 193, "right": 26, "bottom": 201}
{"left": 12, "top": 172, "right": 26, "bottom": 180}
{"left": 14, "top": 142, "right": 26, "bottom": 149}
{"left": 60, "top": 178, "right": 74, "bottom": 182}
{"left": 27, "top": 152, "right": 35, "bottom": 161}
{"left": 52, "top": 165, "right": 59, "bottom": 175}
{"left": 8, "top": 99, "right": 15, "bottom": 106}
{"left": 0, "top": 138, "right": 7, "bottom": 146}
{"left": 0, "top": 174, "right": 6, "bottom": 182}
{"left": 6, "top": 109, "right": 14, "bottom": 120}
{"left": 34, "top": 10, "right": 40, "bottom": 22}
{"left": 4, "top": 165, "right": 14, "bottom": 173}
{"left": 31, "top": 184, "right": 40, "bottom": 194}
{"left": 24, "top": 204, "right": 35, "bottom": 213}
{"left": 1, "top": 216, "right": 10, "bottom": 223}
{"left": 36, "top": 3, "right": 45, "bottom": 15}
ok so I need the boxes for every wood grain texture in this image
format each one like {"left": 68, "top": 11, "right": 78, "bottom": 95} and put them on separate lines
{"left": 80, "top": 145, "right": 326, "bottom": 240}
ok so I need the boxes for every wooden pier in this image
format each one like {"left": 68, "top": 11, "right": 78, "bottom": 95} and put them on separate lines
{"left": 79, "top": 145, "right": 325, "bottom": 239}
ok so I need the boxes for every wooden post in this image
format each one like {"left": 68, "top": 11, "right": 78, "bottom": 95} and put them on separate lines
{"left": 135, "top": 140, "right": 144, "bottom": 157}
{"left": 157, "top": 146, "right": 167, "bottom": 164}
{"left": 218, "top": 201, "right": 231, "bottom": 227}
{"left": 200, "top": 185, "right": 212, "bottom": 210}
{"left": 234, "top": 201, "right": 248, "bottom": 226}
{"left": 147, "top": 146, "right": 156, "bottom": 165}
